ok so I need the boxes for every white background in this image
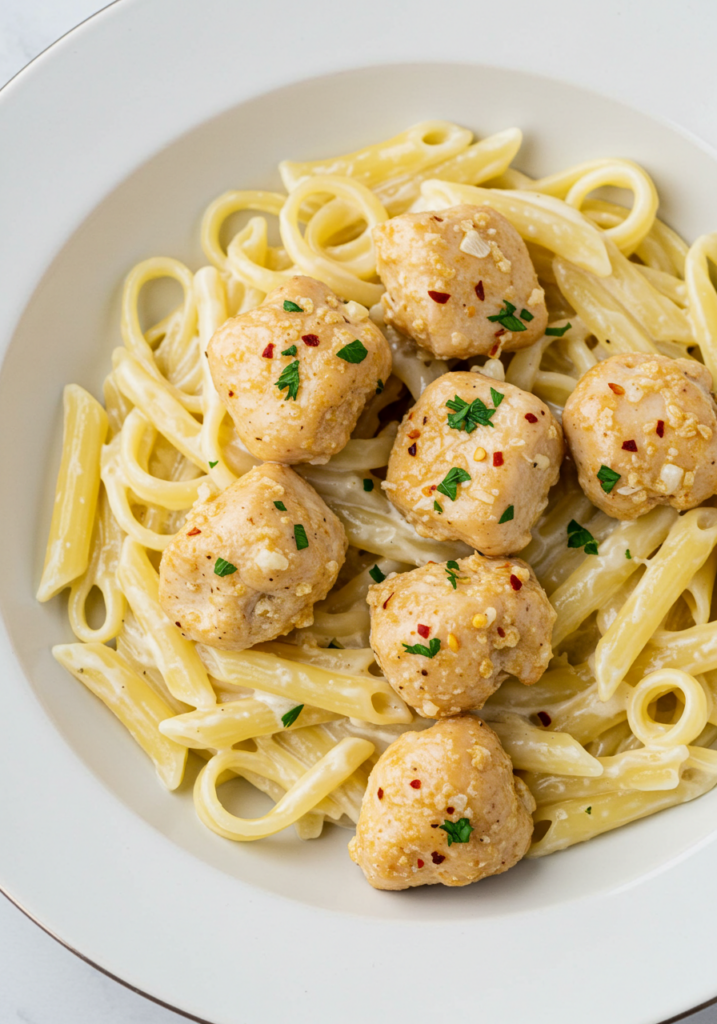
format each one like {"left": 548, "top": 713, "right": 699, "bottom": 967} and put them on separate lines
{"left": 2, "top": 2, "right": 717, "bottom": 1023}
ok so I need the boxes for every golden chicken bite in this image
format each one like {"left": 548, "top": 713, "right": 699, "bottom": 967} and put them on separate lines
{"left": 367, "top": 554, "right": 555, "bottom": 718}
{"left": 384, "top": 371, "right": 563, "bottom": 555}
{"left": 158, "top": 463, "right": 347, "bottom": 650}
{"left": 373, "top": 203, "right": 547, "bottom": 359}
{"left": 563, "top": 353, "right": 717, "bottom": 519}
{"left": 207, "top": 275, "right": 391, "bottom": 464}
{"left": 348, "top": 716, "right": 535, "bottom": 890}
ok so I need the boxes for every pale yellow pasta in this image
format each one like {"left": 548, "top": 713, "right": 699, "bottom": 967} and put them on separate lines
{"left": 635, "top": 622, "right": 717, "bottom": 678}
{"left": 101, "top": 436, "right": 179, "bottom": 551}
{"left": 626, "top": 669, "right": 709, "bottom": 748}
{"left": 685, "top": 232, "right": 717, "bottom": 383}
{"left": 160, "top": 698, "right": 337, "bottom": 749}
{"left": 67, "top": 489, "right": 126, "bottom": 644}
{"left": 200, "top": 190, "right": 287, "bottom": 273}
{"left": 487, "top": 714, "right": 603, "bottom": 777}
{"left": 37, "top": 385, "right": 109, "bottom": 602}
{"left": 120, "top": 409, "right": 206, "bottom": 510}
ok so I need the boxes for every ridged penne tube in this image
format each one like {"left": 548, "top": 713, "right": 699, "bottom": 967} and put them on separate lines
{"left": 120, "top": 409, "right": 206, "bottom": 510}
{"left": 101, "top": 437, "right": 178, "bottom": 551}
{"left": 531, "top": 370, "right": 577, "bottom": 407}
{"left": 103, "top": 372, "right": 132, "bottom": 436}
{"left": 685, "top": 233, "right": 717, "bottom": 383}
{"left": 53, "top": 643, "right": 187, "bottom": 790}
{"left": 551, "top": 506, "right": 677, "bottom": 646}
{"left": 67, "top": 489, "right": 126, "bottom": 643}
{"left": 37, "top": 385, "right": 109, "bottom": 602}
{"left": 595, "top": 509, "right": 717, "bottom": 700}
{"left": 487, "top": 714, "right": 603, "bottom": 777}
{"left": 634, "top": 622, "right": 717, "bottom": 678}
{"left": 197, "top": 647, "right": 412, "bottom": 725}
{"left": 159, "top": 698, "right": 337, "bottom": 749}
{"left": 194, "top": 737, "right": 375, "bottom": 841}
{"left": 483, "top": 665, "right": 590, "bottom": 713}
{"left": 527, "top": 763, "right": 717, "bottom": 858}
{"left": 541, "top": 681, "right": 632, "bottom": 745}
{"left": 525, "top": 745, "right": 691, "bottom": 806}
{"left": 117, "top": 538, "right": 216, "bottom": 709}
{"left": 256, "top": 643, "right": 378, "bottom": 678}
{"left": 419, "top": 180, "right": 611, "bottom": 276}
{"left": 200, "top": 190, "right": 287, "bottom": 272}
{"left": 683, "top": 548, "right": 717, "bottom": 625}
{"left": 634, "top": 264, "right": 688, "bottom": 307}
{"left": 627, "top": 669, "right": 709, "bottom": 748}
{"left": 121, "top": 257, "right": 197, "bottom": 369}
{"left": 112, "top": 348, "right": 206, "bottom": 470}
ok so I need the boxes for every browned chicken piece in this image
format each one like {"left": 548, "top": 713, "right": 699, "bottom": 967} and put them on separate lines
{"left": 563, "top": 353, "right": 717, "bottom": 519}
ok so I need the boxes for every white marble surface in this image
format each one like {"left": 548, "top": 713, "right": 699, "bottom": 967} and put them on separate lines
{"left": 1, "top": 2, "right": 717, "bottom": 1023}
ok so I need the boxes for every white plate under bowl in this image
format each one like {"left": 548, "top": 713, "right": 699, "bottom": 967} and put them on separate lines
{"left": 2, "top": 3, "right": 717, "bottom": 1022}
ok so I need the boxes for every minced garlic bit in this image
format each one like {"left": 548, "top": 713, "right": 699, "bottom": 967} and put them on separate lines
{"left": 459, "top": 229, "right": 491, "bottom": 259}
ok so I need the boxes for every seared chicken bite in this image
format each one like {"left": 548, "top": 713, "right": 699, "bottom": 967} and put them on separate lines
{"left": 373, "top": 204, "right": 547, "bottom": 359}
{"left": 563, "top": 353, "right": 717, "bottom": 519}
{"left": 384, "top": 371, "right": 563, "bottom": 555}
{"left": 207, "top": 276, "right": 391, "bottom": 464}
{"left": 348, "top": 716, "right": 535, "bottom": 890}
{"left": 368, "top": 554, "right": 555, "bottom": 718}
{"left": 158, "top": 463, "right": 347, "bottom": 650}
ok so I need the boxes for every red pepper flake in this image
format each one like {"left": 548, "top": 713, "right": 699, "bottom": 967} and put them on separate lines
{"left": 417, "top": 858, "right": 425, "bottom": 868}
{"left": 261, "top": 343, "right": 275, "bottom": 358}
{"left": 494, "top": 327, "right": 506, "bottom": 338}
{"left": 428, "top": 290, "right": 451, "bottom": 304}
{"left": 446, "top": 806, "right": 455, "bottom": 815}
{"left": 525, "top": 413, "right": 538, "bottom": 423}
{"left": 187, "top": 527, "right": 201, "bottom": 536}
{"left": 493, "top": 451, "right": 504, "bottom": 467}
{"left": 417, "top": 624, "right": 430, "bottom": 638}
{"left": 302, "top": 334, "right": 320, "bottom": 346}
{"left": 408, "top": 443, "right": 417, "bottom": 456}
{"left": 608, "top": 382, "right": 625, "bottom": 396}
{"left": 407, "top": 429, "right": 421, "bottom": 439}
{"left": 410, "top": 779, "right": 422, "bottom": 789}
{"left": 657, "top": 420, "right": 665, "bottom": 437}
{"left": 475, "top": 281, "right": 485, "bottom": 301}
{"left": 497, "top": 626, "right": 505, "bottom": 638}
{"left": 432, "top": 216, "right": 444, "bottom": 223}
{"left": 431, "top": 852, "right": 445, "bottom": 864}
{"left": 537, "top": 711, "right": 552, "bottom": 727}
{"left": 175, "top": 621, "right": 182, "bottom": 628}
{"left": 510, "top": 574, "right": 523, "bottom": 591}
{"left": 228, "top": 390, "right": 234, "bottom": 397}
{"left": 622, "top": 439, "right": 638, "bottom": 452}
{"left": 489, "top": 343, "right": 500, "bottom": 357}
{"left": 383, "top": 593, "right": 394, "bottom": 610}
{"left": 377, "top": 787, "right": 384, "bottom": 800}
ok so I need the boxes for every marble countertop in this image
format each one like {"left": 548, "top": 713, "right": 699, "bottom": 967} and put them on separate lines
{"left": 2, "top": 2, "right": 717, "bottom": 1022}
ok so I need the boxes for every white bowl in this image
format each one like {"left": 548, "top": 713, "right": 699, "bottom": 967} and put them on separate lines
{"left": 2, "top": 4, "right": 717, "bottom": 1023}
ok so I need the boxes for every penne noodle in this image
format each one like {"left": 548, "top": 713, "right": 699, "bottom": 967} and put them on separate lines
{"left": 160, "top": 697, "right": 337, "bottom": 749}
{"left": 487, "top": 713, "right": 603, "bottom": 777}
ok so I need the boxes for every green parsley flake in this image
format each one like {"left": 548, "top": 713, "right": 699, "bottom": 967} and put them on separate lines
{"left": 436, "top": 467, "right": 471, "bottom": 501}
{"left": 567, "top": 519, "right": 599, "bottom": 556}
{"left": 283, "top": 300, "right": 303, "bottom": 313}
{"left": 446, "top": 393, "right": 500, "bottom": 433}
{"left": 376, "top": 379, "right": 384, "bottom": 394}
{"left": 487, "top": 299, "right": 527, "bottom": 333}
{"left": 281, "top": 344, "right": 297, "bottom": 356}
{"left": 363, "top": 478, "right": 374, "bottom": 492}
{"left": 275, "top": 359, "right": 300, "bottom": 401}
{"left": 402, "top": 637, "right": 441, "bottom": 658}
{"left": 445, "top": 560, "right": 465, "bottom": 590}
{"left": 327, "top": 639, "right": 344, "bottom": 649}
{"left": 369, "top": 564, "right": 386, "bottom": 584}
{"left": 336, "top": 339, "right": 368, "bottom": 363}
{"left": 294, "top": 524, "right": 309, "bottom": 550}
{"left": 498, "top": 504, "right": 514, "bottom": 524}
{"left": 214, "top": 557, "right": 237, "bottom": 577}
{"left": 597, "top": 465, "right": 621, "bottom": 494}
{"left": 490, "top": 387, "right": 505, "bottom": 408}
{"left": 273, "top": 501, "right": 287, "bottom": 511}
{"left": 626, "top": 549, "right": 632, "bottom": 560}
{"left": 208, "top": 460, "right": 218, "bottom": 468}
{"left": 545, "top": 322, "right": 572, "bottom": 337}
{"left": 434, "top": 500, "right": 443, "bottom": 514}
{"left": 439, "top": 817, "right": 474, "bottom": 845}
{"left": 519, "top": 308, "right": 534, "bottom": 322}
{"left": 586, "top": 806, "right": 592, "bottom": 815}
{"left": 281, "top": 704, "right": 304, "bottom": 728}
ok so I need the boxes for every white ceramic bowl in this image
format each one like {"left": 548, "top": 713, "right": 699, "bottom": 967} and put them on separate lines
{"left": 3, "top": 4, "right": 717, "bottom": 1022}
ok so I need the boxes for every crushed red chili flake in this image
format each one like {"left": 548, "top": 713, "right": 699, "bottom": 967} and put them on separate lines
{"left": 428, "top": 290, "right": 451, "bottom": 304}
{"left": 475, "top": 281, "right": 485, "bottom": 301}
{"left": 510, "top": 574, "right": 523, "bottom": 591}
{"left": 431, "top": 823, "right": 439, "bottom": 828}
{"left": 261, "top": 343, "right": 275, "bottom": 358}
{"left": 432, "top": 216, "right": 444, "bottom": 222}
{"left": 431, "top": 852, "right": 445, "bottom": 864}
{"left": 187, "top": 527, "right": 201, "bottom": 536}
{"left": 408, "top": 443, "right": 417, "bottom": 456}
{"left": 407, "top": 429, "right": 421, "bottom": 439}
{"left": 608, "top": 382, "right": 625, "bottom": 395}
{"left": 417, "top": 858, "right": 425, "bottom": 868}
{"left": 410, "top": 779, "right": 422, "bottom": 789}
{"left": 377, "top": 788, "right": 384, "bottom": 800}
{"left": 537, "top": 711, "right": 552, "bottom": 727}
{"left": 302, "top": 334, "right": 320, "bottom": 346}
{"left": 497, "top": 626, "right": 505, "bottom": 638}
{"left": 622, "top": 439, "right": 638, "bottom": 452}
{"left": 525, "top": 413, "right": 538, "bottom": 423}
{"left": 489, "top": 343, "right": 500, "bottom": 357}
{"left": 493, "top": 451, "right": 504, "bottom": 467}
{"left": 228, "top": 390, "right": 234, "bottom": 397}
{"left": 657, "top": 420, "right": 665, "bottom": 437}
{"left": 383, "top": 593, "right": 394, "bottom": 610}
{"left": 447, "top": 806, "right": 455, "bottom": 814}
{"left": 417, "top": 624, "right": 430, "bottom": 638}
{"left": 175, "top": 622, "right": 182, "bottom": 628}
{"left": 494, "top": 327, "right": 506, "bottom": 338}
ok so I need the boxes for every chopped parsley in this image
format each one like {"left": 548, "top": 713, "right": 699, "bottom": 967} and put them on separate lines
{"left": 208, "top": 460, "right": 218, "bottom": 468}
{"left": 436, "top": 467, "right": 471, "bottom": 501}
{"left": 273, "top": 501, "right": 287, "bottom": 511}
{"left": 376, "top": 378, "right": 384, "bottom": 394}
{"left": 283, "top": 300, "right": 303, "bottom": 312}
{"left": 369, "top": 564, "right": 386, "bottom": 584}
{"left": 626, "top": 549, "right": 632, "bottom": 559}
{"left": 545, "top": 322, "right": 572, "bottom": 337}
{"left": 281, "top": 345, "right": 297, "bottom": 356}
{"left": 567, "top": 519, "right": 599, "bottom": 556}
{"left": 294, "top": 524, "right": 309, "bottom": 550}
{"left": 327, "top": 639, "right": 344, "bottom": 649}
{"left": 445, "top": 560, "right": 464, "bottom": 590}
{"left": 402, "top": 637, "right": 441, "bottom": 658}
{"left": 487, "top": 299, "right": 527, "bottom": 333}
{"left": 519, "top": 308, "right": 534, "bottom": 322}
{"left": 586, "top": 806, "right": 592, "bottom": 815}
{"left": 597, "top": 465, "right": 621, "bottom": 494}
{"left": 433, "top": 500, "right": 443, "bottom": 514}
{"left": 363, "top": 478, "right": 374, "bottom": 492}
{"left": 275, "top": 359, "right": 300, "bottom": 401}
{"left": 214, "top": 557, "right": 237, "bottom": 577}
{"left": 439, "top": 818, "right": 474, "bottom": 845}
{"left": 336, "top": 339, "right": 368, "bottom": 364}
{"left": 498, "top": 504, "right": 514, "bottom": 524}
{"left": 281, "top": 704, "right": 304, "bottom": 728}
{"left": 445, "top": 388, "right": 504, "bottom": 433}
